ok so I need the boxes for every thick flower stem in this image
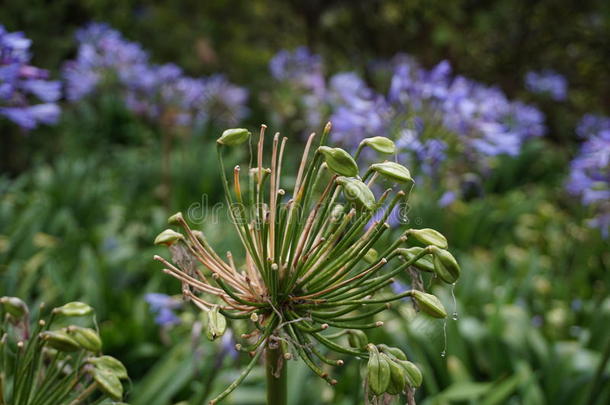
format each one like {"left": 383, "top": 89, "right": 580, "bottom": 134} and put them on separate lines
{"left": 265, "top": 344, "right": 287, "bottom": 405}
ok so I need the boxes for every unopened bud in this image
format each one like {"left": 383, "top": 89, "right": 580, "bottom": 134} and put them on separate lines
{"left": 396, "top": 247, "right": 434, "bottom": 273}
{"left": 411, "top": 290, "right": 447, "bottom": 319}
{"left": 409, "top": 228, "right": 448, "bottom": 249}
{"left": 40, "top": 330, "right": 80, "bottom": 352}
{"left": 370, "top": 161, "right": 412, "bottom": 183}
{"left": 361, "top": 137, "right": 396, "bottom": 154}
{"left": 397, "top": 360, "right": 422, "bottom": 388}
{"left": 430, "top": 246, "right": 461, "bottom": 284}
{"left": 167, "top": 212, "right": 184, "bottom": 225}
{"left": 217, "top": 128, "right": 251, "bottom": 146}
{"left": 88, "top": 355, "right": 128, "bottom": 379}
{"left": 154, "top": 229, "right": 184, "bottom": 246}
{"left": 364, "top": 248, "right": 379, "bottom": 264}
{"left": 366, "top": 344, "right": 390, "bottom": 395}
{"left": 318, "top": 146, "right": 359, "bottom": 177}
{"left": 347, "top": 329, "right": 368, "bottom": 349}
{"left": 1, "top": 296, "right": 28, "bottom": 319}
{"left": 336, "top": 177, "right": 376, "bottom": 211}
{"left": 53, "top": 301, "right": 93, "bottom": 317}
{"left": 66, "top": 326, "right": 102, "bottom": 352}
{"left": 206, "top": 306, "right": 227, "bottom": 341}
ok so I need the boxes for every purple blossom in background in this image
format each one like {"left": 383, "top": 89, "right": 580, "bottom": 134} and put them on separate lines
{"left": 63, "top": 23, "right": 248, "bottom": 129}
{"left": 0, "top": 25, "right": 61, "bottom": 130}
{"left": 269, "top": 47, "right": 324, "bottom": 95}
{"left": 145, "top": 293, "right": 182, "bottom": 326}
{"left": 328, "top": 72, "right": 391, "bottom": 143}
{"left": 525, "top": 70, "right": 568, "bottom": 101}
{"left": 567, "top": 115, "right": 610, "bottom": 237}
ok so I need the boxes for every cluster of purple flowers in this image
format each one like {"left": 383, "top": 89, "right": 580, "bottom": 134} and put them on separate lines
{"left": 63, "top": 23, "right": 248, "bottom": 129}
{"left": 525, "top": 70, "right": 568, "bottom": 101}
{"left": 0, "top": 25, "right": 61, "bottom": 130}
{"left": 269, "top": 49, "right": 546, "bottom": 203}
{"left": 567, "top": 114, "right": 610, "bottom": 237}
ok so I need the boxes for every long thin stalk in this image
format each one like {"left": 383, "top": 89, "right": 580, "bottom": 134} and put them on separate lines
{"left": 265, "top": 344, "right": 287, "bottom": 405}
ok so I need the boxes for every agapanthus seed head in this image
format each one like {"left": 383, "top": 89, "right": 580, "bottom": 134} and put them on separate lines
{"left": 154, "top": 123, "right": 461, "bottom": 402}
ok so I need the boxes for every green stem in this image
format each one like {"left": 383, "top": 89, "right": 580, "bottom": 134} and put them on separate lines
{"left": 265, "top": 344, "right": 287, "bottom": 405}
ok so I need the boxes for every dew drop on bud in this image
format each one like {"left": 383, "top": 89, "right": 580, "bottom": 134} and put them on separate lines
{"left": 440, "top": 350, "right": 446, "bottom": 358}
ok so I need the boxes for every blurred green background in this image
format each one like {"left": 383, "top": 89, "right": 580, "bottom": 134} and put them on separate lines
{"left": 1, "top": 1, "right": 609, "bottom": 404}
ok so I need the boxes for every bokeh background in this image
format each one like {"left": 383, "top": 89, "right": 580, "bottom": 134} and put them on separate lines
{"left": 1, "top": 1, "right": 609, "bottom": 404}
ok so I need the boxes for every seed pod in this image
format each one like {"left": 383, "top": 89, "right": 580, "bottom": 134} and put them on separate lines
{"left": 366, "top": 344, "right": 390, "bottom": 396}
{"left": 360, "top": 137, "right": 396, "bottom": 154}
{"left": 330, "top": 204, "right": 345, "bottom": 221}
{"left": 408, "top": 228, "right": 448, "bottom": 249}
{"left": 411, "top": 290, "right": 447, "bottom": 319}
{"left": 66, "top": 326, "right": 102, "bottom": 352}
{"left": 318, "top": 146, "right": 359, "bottom": 177}
{"left": 206, "top": 306, "right": 227, "bottom": 341}
{"left": 430, "top": 246, "right": 461, "bottom": 284}
{"left": 382, "top": 353, "right": 407, "bottom": 395}
{"left": 167, "top": 212, "right": 184, "bottom": 225}
{"left": 370, "top": 162, "right": 413, "bottom": 183}
{"left": 40, "top": 331, "right": 80, "bottom": 352}
{"left": 88, "top": 356, "right": 129, "bottom": 379}
{"left": 0, "top": 297, "right": 28, "bottom": 319}
{"left": 154, "top": 229, "right": 184, "bottom": 246}
{"left": 396, "top": 247, "right": 435, "bottom": 273}
{"left": 91, "top": 368, "right": 123, "bottom": 400}
{"left": 378, "top": 344, "right": 407, "bottom": 361}
{"left": 364, "top": 248, "right": 379, "bottom": 264}
{"left": 336, "top": 177, "right": 376, "bottom": 211}
{"left": 52, "top": 301, "right": 94, "bottom": 317}
{"left": 347, "top": 330, "right": 368, "bottom": 349}
{"left": 397, "top": 360, "right": 423, "bottom": 388}
{"left": 217, "top": 128, "right": 251, "bottom": 146}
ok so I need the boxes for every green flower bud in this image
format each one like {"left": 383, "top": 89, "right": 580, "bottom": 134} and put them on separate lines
{"left": 347, "top": 330, "right": 368, "bottom": 349}
{"left": 360, "top": 137, "right": 396, "bottom": 154}
{"left": 168, "top": 212, "right": 184, "bottom": 225}
{"left": 91, "top": 368, "right": 123, "bottom": 400}
{"left": 408, "top": 228, "right": 448, "bottom": 249}
{"left": 318, "top": 146, "right": 359, "bottom": 177}
{"left": 52, "top": 302, "right": 93, "bottom": 317}
{"left": 430, "top": 246, "right": 461, "bottom": 284}
{"left": 40, "top": 331, "right": 80, "bottom": 352}
{"left": 378, "top": 344, "right": 407, "bottom": 361}
{"left": 411, "top": 290, "right": 447, "bottom": 319}
{"left": 88, "top": 356, "right": 129, "bottom": 379}
{"left": 370, "top": 162, "right": 413, "bottom": 183}
{"left": 364, "top": 248, "right": 379, "bottom": 264}
{"left": 336, "top": 177, "right": 376, "bottom": 211}
{"left": 330, "top": 204, "right": 345, "bottom": 221}
{"left": 217, "top": 128, "right": 251, "bottom": 146}
{"left": 396, "top": 360, "right": 423, "bottom": 388}
{"left": 154, "top": 229, "right": 184, "bottom": 246}
{"left": 66, "top": 326, "right": 102, "bottom": 352}
{"left": 206, "top": 306, "right": 227, "bottom": 341}
{"left": 366, "top": 344, "right": 391, "bottom": 396}
{"left": 382, "top": 353, "right": 407, "bottom": 395}
{"left": 1, "top": 297, "right": 28, "bottom": 319}
{"left": 396, "top": 247, "right": 434, "bottom": 273}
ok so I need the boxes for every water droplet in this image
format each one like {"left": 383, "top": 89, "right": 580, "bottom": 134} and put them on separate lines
{"left": 440, "top": 350, "right": 446, "bottom": 358}
{"left": 452, "top": 312, "right": 459, "bottom": 321}
{"left": 450, "top": 282, "right": 459, "bottom": 321}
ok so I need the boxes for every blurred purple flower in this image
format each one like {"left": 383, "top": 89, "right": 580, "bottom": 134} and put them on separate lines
{"left": 1, "top": 25, "right": 61, "bottom": 130}
{"left": 567, "top": 115, "right": 610, "bottom": 237}
{"left": 145, "top": 293, "right": 182, "bottom": 326}
{"left": 63, "top": 23, "right": 248, "bottom": 129}
{"left": 525, "top": 70, "right": 568, "bottom": 101}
